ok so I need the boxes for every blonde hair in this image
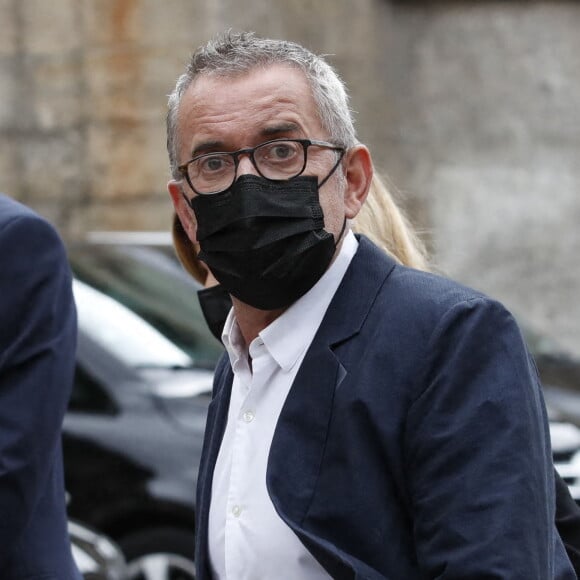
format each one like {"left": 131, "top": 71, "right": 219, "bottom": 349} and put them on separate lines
{"left": 352, "top": 173, "right": 429, "bottom": 271}
{"left": 172, "top": 172, "right": 430, "bottom": 284}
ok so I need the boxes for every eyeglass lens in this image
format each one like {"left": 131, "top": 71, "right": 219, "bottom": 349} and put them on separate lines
{"left": 186, "top": 140, "right": 307, "bottom": 194}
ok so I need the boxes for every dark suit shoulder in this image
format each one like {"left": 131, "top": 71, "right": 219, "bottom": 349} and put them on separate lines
{"left": 0, "top": 195, "right": 73, "bottom": 356}
{"left": 1, "top": 193, "right": 43, "bottom": 222}
{"left": 355, "top": 236, "right": 507, "bottom": 334}
{"left": 0, "top": 195, "right": 69, "bottom": 294}
{"left": 352, "top": 238, "right": 524, "bottom": 398}
{"left": 387, "top": 263, "right": 521, "bottom": 349}
{"left": 356, "top": 234, "right": 487, "bottom": 307}
{"left": 0, "top": 194, "right": 63, "bottom": 248}
{"left": 388, "top": 262, "right": 488, "bottom": 313}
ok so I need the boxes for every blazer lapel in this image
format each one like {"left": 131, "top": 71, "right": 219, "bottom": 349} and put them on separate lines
{"left": 267, "top": 344, "right": 345, "bottom": 524}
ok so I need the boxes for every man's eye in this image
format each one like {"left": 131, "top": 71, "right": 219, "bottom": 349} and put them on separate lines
{"left": 271, "top": 145, "right": 293, "bottom": 159}
{"left": 201, "top": 156, "right": 226, "bottom": 172}
{"left": 262, "top": 142, "right": 301, "bottom": 163}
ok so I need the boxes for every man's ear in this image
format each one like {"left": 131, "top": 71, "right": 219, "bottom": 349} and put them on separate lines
{"left": 342, "top": 145, "right": 373, "bottom": 219}
{"left": 168, "top": 180, "right": 197, "bottom": 243}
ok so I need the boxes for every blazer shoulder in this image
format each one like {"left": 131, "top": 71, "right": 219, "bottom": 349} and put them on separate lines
{"left": 0, "top": 195, "right": 66, "bottom": 255}
{"left": 363, "top": 253, "right": 521, "bottom": 366}
{"left": 351, "top": 236, "right": 512, "bottom": 344}
{"left": 355, "top": 234, "right": 487, "bottom": 312}
{"left": 0, "top": 193, "right": 43, "bottom": 224}
{"left": 348, "top": 236, "right": 494, "bottom": 322}
{"left": 386, "top": 262, "right": 498, "bottom": 317}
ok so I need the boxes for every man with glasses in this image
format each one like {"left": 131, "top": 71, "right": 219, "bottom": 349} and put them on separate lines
{"left": 167, "top": 32, "right": 574, "bottom": 579}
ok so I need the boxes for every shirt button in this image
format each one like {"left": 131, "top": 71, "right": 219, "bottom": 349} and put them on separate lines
{"left": 232, "top": 505, "right": 242, "bottom": 517}
{"left": 243, "top": 410, "right": 255, "bottom": 423}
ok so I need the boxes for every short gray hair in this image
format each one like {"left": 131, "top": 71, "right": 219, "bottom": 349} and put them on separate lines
{"left": 166, "top": 31, "right": 358, "bottom": 179}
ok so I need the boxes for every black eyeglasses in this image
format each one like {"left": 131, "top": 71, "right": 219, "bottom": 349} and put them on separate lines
{"left": 177, "top": 138, "right": 345, "bottom": 195}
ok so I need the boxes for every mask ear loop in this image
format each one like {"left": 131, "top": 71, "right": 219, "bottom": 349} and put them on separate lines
{"left": 318, "top": 148, "right": 346, "bottom": 188}
{"left": 181, "top": 190, "right": 195, "bottom": 211}
{"left": 317, "top": 148, "right": 348, "bottom": 244}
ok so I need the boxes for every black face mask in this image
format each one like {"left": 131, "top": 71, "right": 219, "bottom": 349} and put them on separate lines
{"left": 197, "top": 284, "right": 232, "bottom": 342}
{"left": 190, "top": 174, "right": 341, "bottom": 310}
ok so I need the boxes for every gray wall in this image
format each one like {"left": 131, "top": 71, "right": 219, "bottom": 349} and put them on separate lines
{"left": 1, "top": 0, "right": 579, "bottom": 351}
{"left": 388, "top": 2, "right": 580, "bottom": 354}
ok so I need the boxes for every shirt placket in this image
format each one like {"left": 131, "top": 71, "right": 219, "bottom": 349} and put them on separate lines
{"left": 224, "top": 343, "right": 267, "bottom": 579}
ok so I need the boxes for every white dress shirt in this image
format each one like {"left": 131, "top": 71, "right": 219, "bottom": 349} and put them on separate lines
{"left": 207, "top": 231, "right": 358, "bottom": 580}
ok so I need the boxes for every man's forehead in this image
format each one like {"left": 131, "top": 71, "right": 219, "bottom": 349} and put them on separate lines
{"left": 179, "top": 64, "right": 318, "bottom": 126}
{"left": 176, "top": 64, "right": 322, "bottom": 147}
{"left": 186, "top": 63, "right": 311, "bottom": 103}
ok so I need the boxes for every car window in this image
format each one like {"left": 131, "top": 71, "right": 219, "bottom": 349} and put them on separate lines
{"left": 74, "top": 279, "right": 194, "bottom": 369}
{"left": 68, "top": 245, "right": 223, "bottom": 369}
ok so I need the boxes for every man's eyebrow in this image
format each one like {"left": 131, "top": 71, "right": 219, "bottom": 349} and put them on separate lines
{"left": 261, "top": 123, "right": 301, "bottom": 137}
{"left": 189, "top": 124, "right": 300, "bottom": 157}
{"left": 191, "top": 140, "right": 224, "bottom": 157}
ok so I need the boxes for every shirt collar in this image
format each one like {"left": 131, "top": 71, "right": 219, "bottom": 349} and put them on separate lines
{"left": 222, "top": 304, "right": 245, "bottom": 371}
{"left": 221, "top": 230, "right": 357, "bottom": 373}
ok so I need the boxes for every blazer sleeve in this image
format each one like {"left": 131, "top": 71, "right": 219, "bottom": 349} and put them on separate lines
{"left": 0, "top": 212, "right": 77, "bottom": 565}
{"left": 405, "top": 297, "right": 562, "bottom": 578}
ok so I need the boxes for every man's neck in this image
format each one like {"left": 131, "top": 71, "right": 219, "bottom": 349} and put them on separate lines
{"left": 231, "top": 297, "right": 286, "bottom": 346}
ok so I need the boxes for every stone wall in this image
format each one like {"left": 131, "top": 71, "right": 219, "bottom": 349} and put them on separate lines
{"left": 0, "top": 0, "right": 579, "bottom": 351}
{"left": 387, "top": 2, "right": 580, "bottom": 353}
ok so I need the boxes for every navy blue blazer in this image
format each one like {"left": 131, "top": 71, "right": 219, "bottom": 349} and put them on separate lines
{"left": 196, "top": 235, "right": 575, "bottom": 579}
{"left": 0, "top": 195, "right": 80, "bottom": 579}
